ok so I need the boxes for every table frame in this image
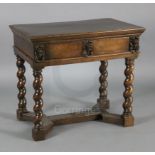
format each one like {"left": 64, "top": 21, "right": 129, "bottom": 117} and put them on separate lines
{"left": 16, "top": 54, "right": 136, "bottom": 141}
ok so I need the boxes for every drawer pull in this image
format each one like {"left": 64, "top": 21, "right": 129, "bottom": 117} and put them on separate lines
{"left": 82, "top": 40, "right": 93, "bottom": 57}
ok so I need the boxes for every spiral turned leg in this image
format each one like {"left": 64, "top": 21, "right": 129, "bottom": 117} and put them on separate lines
{"left": 32, "top": 70, "right": 45, "bottom": 141}
{"left": 122, "top": 58, "right": 135, "bottom": 127}
{"left": 16, "top": 55, "right": 28, "bottom": 120}
{"left": 97, "top": 61, "right": 109, "bottom": 111}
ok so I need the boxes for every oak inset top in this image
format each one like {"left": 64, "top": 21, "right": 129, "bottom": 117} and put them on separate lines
{"left": 10, "top": 18, "right": 145, "bottom": 41}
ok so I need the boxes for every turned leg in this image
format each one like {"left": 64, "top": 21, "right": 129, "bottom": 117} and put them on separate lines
{"left": 122, "top": 58, "right": 135, "bottom": 127}
{"left": 32, "top": 70, "right": 45, "bottom": 141}
{"left": 16, "top": 55, "right": 27, "bottom": 120}
{"left": 97, "top": 61, "right": 109, "bottom": 111}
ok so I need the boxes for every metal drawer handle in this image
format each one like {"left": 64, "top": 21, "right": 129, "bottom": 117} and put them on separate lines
{"left": 82, "top": 40, "right": 94, "bottom": 57}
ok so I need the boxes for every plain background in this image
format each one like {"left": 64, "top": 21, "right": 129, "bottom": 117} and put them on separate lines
{"left": 0, "top": 3, "right": 155, "bottom": 152}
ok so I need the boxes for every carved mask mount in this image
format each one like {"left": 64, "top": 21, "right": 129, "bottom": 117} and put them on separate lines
{"left": 34, "top": 43, "right": 45, "bottom": 62}
{"left": 129, "top": 36, "right": 139, "bottom": 52}
{"left": 82, "top": 40, "right": 94, "bottom": 57}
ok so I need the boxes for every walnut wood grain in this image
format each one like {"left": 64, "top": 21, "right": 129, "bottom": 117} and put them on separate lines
{"left": 45, "top": 37, "right": 129, "bottom": 60}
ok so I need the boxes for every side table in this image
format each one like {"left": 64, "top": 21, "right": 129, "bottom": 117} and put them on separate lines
{"left": 10, "top": 18, "right": 145, "bottom": 141}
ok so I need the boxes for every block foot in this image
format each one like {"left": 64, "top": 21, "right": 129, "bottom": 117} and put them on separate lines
{"left": 122, "top": 115, "right": 134, "bottom": 127}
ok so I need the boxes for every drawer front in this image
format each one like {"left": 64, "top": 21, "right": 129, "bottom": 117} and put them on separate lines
{"left": 93, "top": 37, "right": 129, "bottom": 55}
{"left": 39, "top": 37, "right": 129, "bottom": 61}
{"left": 46, "top": 41, "right": 83, "bottom": 59}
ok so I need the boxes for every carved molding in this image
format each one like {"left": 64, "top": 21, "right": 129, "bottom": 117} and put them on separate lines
{"left": 82, "top": 40, "right": 94, "bottom": 57}
{"left": 129, "top": 36, "right": 139, "bottom": 52}
{"left": 34, "top": 44, "right": 46, "bottom": 62}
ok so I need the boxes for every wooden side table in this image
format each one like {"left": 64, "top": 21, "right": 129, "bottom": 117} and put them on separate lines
{"left": 10, "top": 18, "right": 145, "bottom": 141}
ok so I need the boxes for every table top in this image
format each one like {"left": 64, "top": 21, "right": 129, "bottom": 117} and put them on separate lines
{"left": 10, "top": 18, "right": 145, "bottom": 41}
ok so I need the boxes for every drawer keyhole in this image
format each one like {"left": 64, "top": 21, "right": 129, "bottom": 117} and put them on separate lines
{"left": 82, "top": 40, "right": 93, "bottom": 57}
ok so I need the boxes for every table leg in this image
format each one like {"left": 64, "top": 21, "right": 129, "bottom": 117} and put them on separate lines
{"left": 122, "top": 58, "right": 135, "bottom": 126}
{"left": 16, "top": 55, "right": 27, "bottom": 120}
{"left": 32, "top": 70, "right": 45, "bottom": 140}
{"left": 97, "top": 61, "right": 109, "bottom": 111}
